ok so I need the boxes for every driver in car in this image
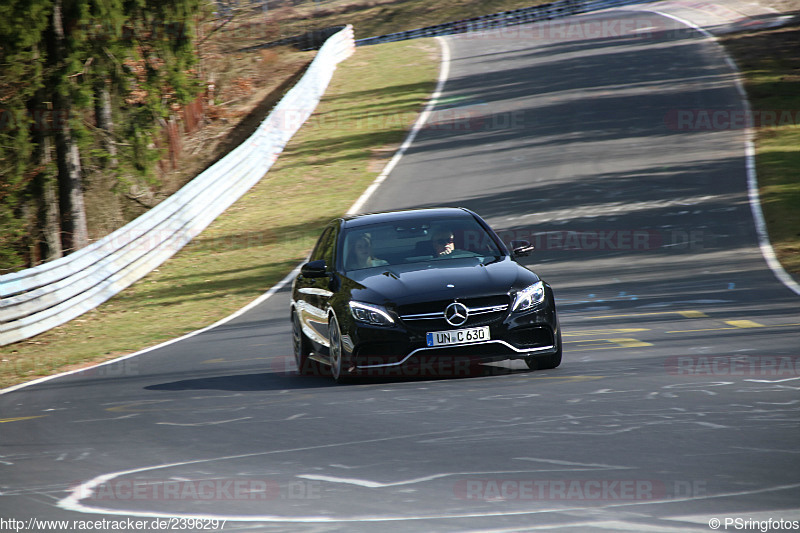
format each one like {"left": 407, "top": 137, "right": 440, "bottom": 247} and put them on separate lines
{"left": 411, "top": 226, "right": 456, "bottom": 258}
{"left": 431, "top": 227, "right": 455, "bottom": 256}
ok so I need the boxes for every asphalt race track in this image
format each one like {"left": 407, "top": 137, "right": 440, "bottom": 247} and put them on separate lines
{"left": 2, "top": 9, "right": 799, "bottom": 533}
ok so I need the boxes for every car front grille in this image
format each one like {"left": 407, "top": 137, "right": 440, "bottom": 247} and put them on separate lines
{"left": 398, "top": 296, "right": 509, "bottom": 329}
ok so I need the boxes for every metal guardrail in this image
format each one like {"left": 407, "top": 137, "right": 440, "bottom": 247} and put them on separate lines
{"left": 243, "top": 0, "right": 644, "bottom": 52}
{"left": 0, "top": 25, "right": 355, "bottom": 346}
{"left": 355, "top": 0, "right": 645, "bottom": 46}
{"left": 240, "top": 25, "right": 349, "bottom": 52}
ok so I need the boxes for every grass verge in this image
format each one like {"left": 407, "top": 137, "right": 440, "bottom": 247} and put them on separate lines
{"left": 0, "top": 38, "right": 439, "bottom": 389}
{"left": 721, "top": 24, "right": 800, "bottom": 278}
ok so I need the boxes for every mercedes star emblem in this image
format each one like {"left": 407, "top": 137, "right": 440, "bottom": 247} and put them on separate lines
{"left": 444, "top": 302, "right": 469, "bottom": 327}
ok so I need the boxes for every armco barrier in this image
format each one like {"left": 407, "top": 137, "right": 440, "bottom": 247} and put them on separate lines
{"left": 240, "top": 25, "right": 348, "bottom": 53}
{"left": 0, "top": 25, "right": 355, "bottom": 346}
{"left": 355, "top": 0, "right": 645, "bottom": 46}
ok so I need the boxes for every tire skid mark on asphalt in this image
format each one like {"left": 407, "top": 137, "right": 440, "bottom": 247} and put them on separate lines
{"left": 296, "top": 457, "right": 633, "bottom": 487}
{"left": 155, "top": 417, "right": 252, "bottom": 427}
{"left": 104, "top": 394, "right": 310, "bottom": 414}
{"left": 511, "top": 457, "right": 632, "bottom": 469}
{"left": 585, "top": 310, "right": 708, "bottom": 319}
{"left": 71, "top": 414, "right": 139, "bottom": 423}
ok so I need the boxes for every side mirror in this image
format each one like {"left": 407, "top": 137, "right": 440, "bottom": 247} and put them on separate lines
{"left": 510, "top": 240, "right": 534, "bottom": 257}
{"left": 301, "top": 259, "right": 328, "bottom": 278}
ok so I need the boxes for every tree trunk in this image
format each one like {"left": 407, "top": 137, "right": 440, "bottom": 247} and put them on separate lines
{"left": 95, "top": 82, "right": 118, "bottom": 168}
{"left": 28, "top": 43, "right": 63, "bottom": 263}
{"left": 50, "top": 0, "right": 89, "bottom": 252}
{"left": 54, "top": 128, "right": 89, "bottom": 252}
{"left": 31, "top": 99, "right": 63, "bottom": 261}
{"left": 42, "top": 173, "right": 62, "bottom": 261}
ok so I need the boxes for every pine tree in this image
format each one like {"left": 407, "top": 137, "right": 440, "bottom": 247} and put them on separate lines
{"left": 0, "top": 0, "right": 52, "bottom": 269}
{"left": 121, "top": 0, "right": 202, "bottom": 176}
{"left": 0, "top": 0, "right": 205, "bottom": 271}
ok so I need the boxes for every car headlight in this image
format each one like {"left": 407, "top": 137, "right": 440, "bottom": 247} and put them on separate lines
{"left": 349, "top": 301, "right": 395, "bottom": 326}
{"left": 511, "top": 281, "right": 545, "bottom": 312}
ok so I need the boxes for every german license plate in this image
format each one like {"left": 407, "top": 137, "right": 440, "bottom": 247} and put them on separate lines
{"left": 426, "top": 326, "right": 490, "bottom": 347}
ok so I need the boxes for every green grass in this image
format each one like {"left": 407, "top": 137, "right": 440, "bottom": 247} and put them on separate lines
{"left": 0, "top": 38, "right": 439, "bottom": 389}
{"left": 721, "top": 25, "right": 800, "bottom": 277}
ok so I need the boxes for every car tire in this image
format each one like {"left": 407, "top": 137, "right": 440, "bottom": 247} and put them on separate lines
{"left": 525, "top": 330, "right": 562, "bottom": 371}
{"left": 328, "top": 314, "right": 352, "bottom": 384}
{"left": 292, "top": 310, "right": 314, "bottom": 376}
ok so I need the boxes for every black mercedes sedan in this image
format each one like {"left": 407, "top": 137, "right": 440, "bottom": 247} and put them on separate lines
{"left": 290, "top": 207, "right": 561, "bottom": 382}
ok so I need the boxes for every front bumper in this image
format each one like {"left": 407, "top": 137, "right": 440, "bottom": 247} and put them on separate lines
{"left": 343, "top": 294, "right": 559, "bottom": 375}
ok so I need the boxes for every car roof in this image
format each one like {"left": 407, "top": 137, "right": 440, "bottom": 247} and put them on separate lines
{"left": 341, "top": 207, "right": 476, "bottom": 229}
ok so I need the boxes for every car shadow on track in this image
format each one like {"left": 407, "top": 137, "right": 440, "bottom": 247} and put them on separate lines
{"left": 143, "top": 362, "right": 533, "bottom": 391}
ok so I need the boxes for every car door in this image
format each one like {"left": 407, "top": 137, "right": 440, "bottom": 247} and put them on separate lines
{"left": 296, "top": 222, "right": 339, "bottom": 349}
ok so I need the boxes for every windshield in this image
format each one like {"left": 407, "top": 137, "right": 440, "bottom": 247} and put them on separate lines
{"left": 341, "top": 216, "right": 504, "bottom": 271}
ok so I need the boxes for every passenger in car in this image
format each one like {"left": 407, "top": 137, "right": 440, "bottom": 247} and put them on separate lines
{"left": 347, "top": 233, "right": 388, "bottom": 269}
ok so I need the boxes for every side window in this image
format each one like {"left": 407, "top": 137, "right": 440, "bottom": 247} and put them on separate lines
{"left": 310, "top": 227, "right": 333, "bottom": 262}
{"left": 322, "top": 225, "right": 338, "bottom": 267}
{"left": 309, "top": 223, "right": 338, "bottom": 266}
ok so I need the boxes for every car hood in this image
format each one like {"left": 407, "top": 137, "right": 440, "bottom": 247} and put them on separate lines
{"left": 345, "top": 256, "right": 538, "bottom": 306}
